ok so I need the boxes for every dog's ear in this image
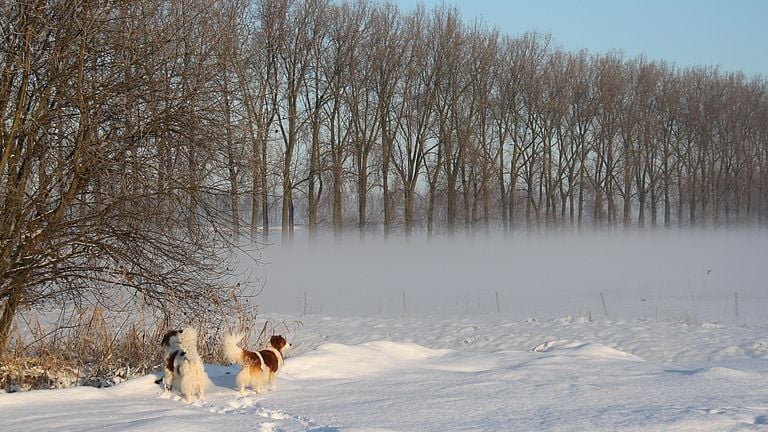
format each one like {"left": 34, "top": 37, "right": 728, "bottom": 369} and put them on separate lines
{"left": 161, "top": 330, "right": 179, "bottom": 346}
{"left": 270, "top": 335, "right": 286, "bottom": 348}
{"left": 272, "top": 335, "right": 288, "bottom": 349}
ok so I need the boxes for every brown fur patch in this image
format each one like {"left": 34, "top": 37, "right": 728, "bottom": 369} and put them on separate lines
{"left": 174, "top": 351, "right": 186, "bottom": 375}
{"left": 261, "top": 350, "right": 279, "bottom": 373}
{"left": 161, "top": 330, "right": 182, "bottom": 347}
{"left": 242, "top": 350, "right": 264, "bottom": 369}
{"left": 270, "top": 335, "right": 287, "bottom": 350}
{"left": 166, "top": 350, "right": 179, "bottom": 373}
{"left": 239, "top": 335, "right": 287, "bottom": 373}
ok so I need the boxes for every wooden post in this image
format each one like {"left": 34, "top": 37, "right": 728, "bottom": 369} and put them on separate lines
{"left": 600, "top": 292, "right": 608, "bottom": 316}
{"left": 303, "top": 291, "right": 308, "bottom": 316}
{"left": 402, "top": 290, "right": 407, "bottom": 314}
{"left": 734, "top": 292, "right": 739, "bottom": 320}
{"left": 495, "top": 290, "right": 501, "bottom": 313}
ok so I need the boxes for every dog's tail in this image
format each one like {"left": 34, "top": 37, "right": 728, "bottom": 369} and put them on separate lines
{"left": 223, "top": 332, "right": 245, "bottom": 365}
{"left": 179, "top": 326, "right": 199, "bottom": 354}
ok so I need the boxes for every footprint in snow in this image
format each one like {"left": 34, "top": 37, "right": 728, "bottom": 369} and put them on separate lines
{"left": 257, "top": 406, "right": 290, "bottom": 420}
{"left": 258, "top": 421, "right": 283, "bottom": 432}
{"left": 169, "top": 387, "right": 325, "bottom": 430}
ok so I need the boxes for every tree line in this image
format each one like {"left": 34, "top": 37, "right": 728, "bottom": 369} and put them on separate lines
{"left": 1, "top": 0, "right": 767, "bottom": 350}
{"left": 205, "top": 0, "right": 768, "bottom": 242}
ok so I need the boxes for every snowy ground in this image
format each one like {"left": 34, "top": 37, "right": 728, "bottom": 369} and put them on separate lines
{"left": 2, "top": 314, "right": 768, "bottom": 431}
{"left": 3, "top": 231, "right": 768, "bottom": 431}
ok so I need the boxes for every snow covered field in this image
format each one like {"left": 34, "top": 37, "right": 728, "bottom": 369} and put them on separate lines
{"left": 2, "top": 230, "right": 768, "bottom": 431}
{"left": 2, "top": 314, "right": 768, "bottom": 431}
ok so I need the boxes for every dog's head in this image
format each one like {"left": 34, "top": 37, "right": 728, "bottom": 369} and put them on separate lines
{"left": 161, "top": 329, "right": 183, "bottom": 348}
{"left": 269, "top": 335, "right": 292, "bottom": 354}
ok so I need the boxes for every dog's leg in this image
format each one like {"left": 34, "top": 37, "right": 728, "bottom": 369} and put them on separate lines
{"left": 251, "top": 367, "right": 265, "bottom": 394}
{"left": 253, "top": 372, "right": 263, "bottom": 394}
{"left": 236, "top": 368, "right": 249, "bottom": 394}
{"left": 162, "top": 368, "right": 173, "bottom": 391}
{"left": 268, "top": 372, "right": 277, "bottom": 391}
{"left": 163, "top": 351, "right": 179, "bottom": 391}
{"left": 197, "top": 368, "right": 205, "bottom": 400}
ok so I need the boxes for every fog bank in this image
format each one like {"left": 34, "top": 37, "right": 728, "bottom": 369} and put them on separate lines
{"left": 244, "top": 230, "right": 768, "bottom": 321}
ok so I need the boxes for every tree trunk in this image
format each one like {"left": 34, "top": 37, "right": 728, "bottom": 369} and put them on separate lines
{"left": 447, "top": 168, "right": 457, "bottom": 235}
{"left": 404, "top": 186, "right": 415, "bottom": 239}
{"left": 0, "top": 281, "right": 24, "bottom": 355}
{"left": 223, "top": 110, "right": 239, "bottom": 243}
{"left": 427, "top": 183, "right": 436, "bottom": 237}
{"left": 499, "top": 141, "right": 508, "bottom": 235}
{"left": 281, "top": 91, "right": 297, "bottom": 244}
{"left": 382, "top": 133, "right": 392, "bottom": 238}
{"left": 358, "top": 162, "right": 368, "bottom": 241}
{"left": 332, "top": 158, "right": 343, "bottom": 239}
{"left": 308, "top": 118, "right": 321, "bottom": 243}
{"left": 261, "top": 127, "right": 270, "bottom": 239}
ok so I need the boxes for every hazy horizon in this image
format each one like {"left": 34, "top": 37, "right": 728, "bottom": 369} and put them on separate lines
{"left": 242, "top": 228, "right": 768, "bottom": 322}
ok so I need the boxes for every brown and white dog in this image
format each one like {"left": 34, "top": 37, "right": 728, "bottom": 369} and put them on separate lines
{"left": 223, "top": 333, "right": 291, "bottom": 393}
{"left": 156, "top": 327, "right": 208, "bottom": 401}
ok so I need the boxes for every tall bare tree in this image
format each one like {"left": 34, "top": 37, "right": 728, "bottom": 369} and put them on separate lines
{"left": 0, "top": 0, "right": 247, "bottom": 353}
{"left": 370, "top": 3, "right": 404, "bottom": 238}
{"left": 390, "top": 6, "right": 439, "bottom": 238}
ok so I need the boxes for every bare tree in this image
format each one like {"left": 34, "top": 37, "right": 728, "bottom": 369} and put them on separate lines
{"left": 516, "top": 33, "right": 551, "bottom": 232}
{"left": 431, "top": 6, "right": 463, "bottom": 236}
{"left": 230, "top": 0, "right": 281, "bottom": 242}
{"left": 390, "top": 6, "right": 440, "bottom": 238}
{"left": 343, "top": 1, "right": 380, "bottom": 241}
{"left": 0, "top": 0, "right": 248, "bottom": 353}
{"left": 273, "top": 0, "right": 318, "bottom": 244}
{"left": 323, "top": 1, "right": 358, "bottom": 240}
{"left": 590, "top": 53, "right": 625, "bottom": 228}
{"left": 370, "top": 3, "right": 404, "bottom": 238}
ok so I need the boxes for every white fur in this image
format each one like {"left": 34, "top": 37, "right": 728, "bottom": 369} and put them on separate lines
{"left": 235, "top": 364, "right": 269, "bottom": 394}
{"left": 172, "top": 326, "right": 208, "bottom": 401}
{"left": 223, "top": 332, "right": 245, "bottom": 365}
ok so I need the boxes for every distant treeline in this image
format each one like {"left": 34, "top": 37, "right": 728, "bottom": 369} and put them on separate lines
{"left": 5, "top": 2, "right": 768, "bottom": 249}
{"left": 183, "top": 0, "right": 768, "bottom": 240}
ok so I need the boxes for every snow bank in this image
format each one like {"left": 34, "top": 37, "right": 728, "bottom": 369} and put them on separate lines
{"left": 530, "top": 340, "right": 645, "bottom": 361}
{"left": 284, "top": 341, "right": 450, "bottom": 380}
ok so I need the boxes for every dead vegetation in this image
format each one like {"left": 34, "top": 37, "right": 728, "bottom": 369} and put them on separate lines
{"left": 0, "top": 298, "right": 301, "bottom": 393}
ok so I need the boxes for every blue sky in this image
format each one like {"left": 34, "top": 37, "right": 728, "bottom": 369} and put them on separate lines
{"left": 393, "top": 0, "right": 768, "bottom": 77}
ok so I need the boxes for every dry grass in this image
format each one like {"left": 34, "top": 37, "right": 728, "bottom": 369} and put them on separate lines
{"left": 0, "top": 297, "right": 301, "bottom": 392}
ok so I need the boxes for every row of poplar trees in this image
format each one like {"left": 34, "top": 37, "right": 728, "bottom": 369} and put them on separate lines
{"left": 1, "top": 0, "right": 766, "bottom": 351}
{"left": 184, "top": 0, "right": 767, "bottom": 242}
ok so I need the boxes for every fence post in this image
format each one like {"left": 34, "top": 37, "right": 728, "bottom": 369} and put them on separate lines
{"left": 600, "top": 292, "right": 609, "bottom": 316}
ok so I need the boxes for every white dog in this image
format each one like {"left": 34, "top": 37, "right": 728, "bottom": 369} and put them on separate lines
{"left": 162, "top": 327, "right": 208, "bottom": 401}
